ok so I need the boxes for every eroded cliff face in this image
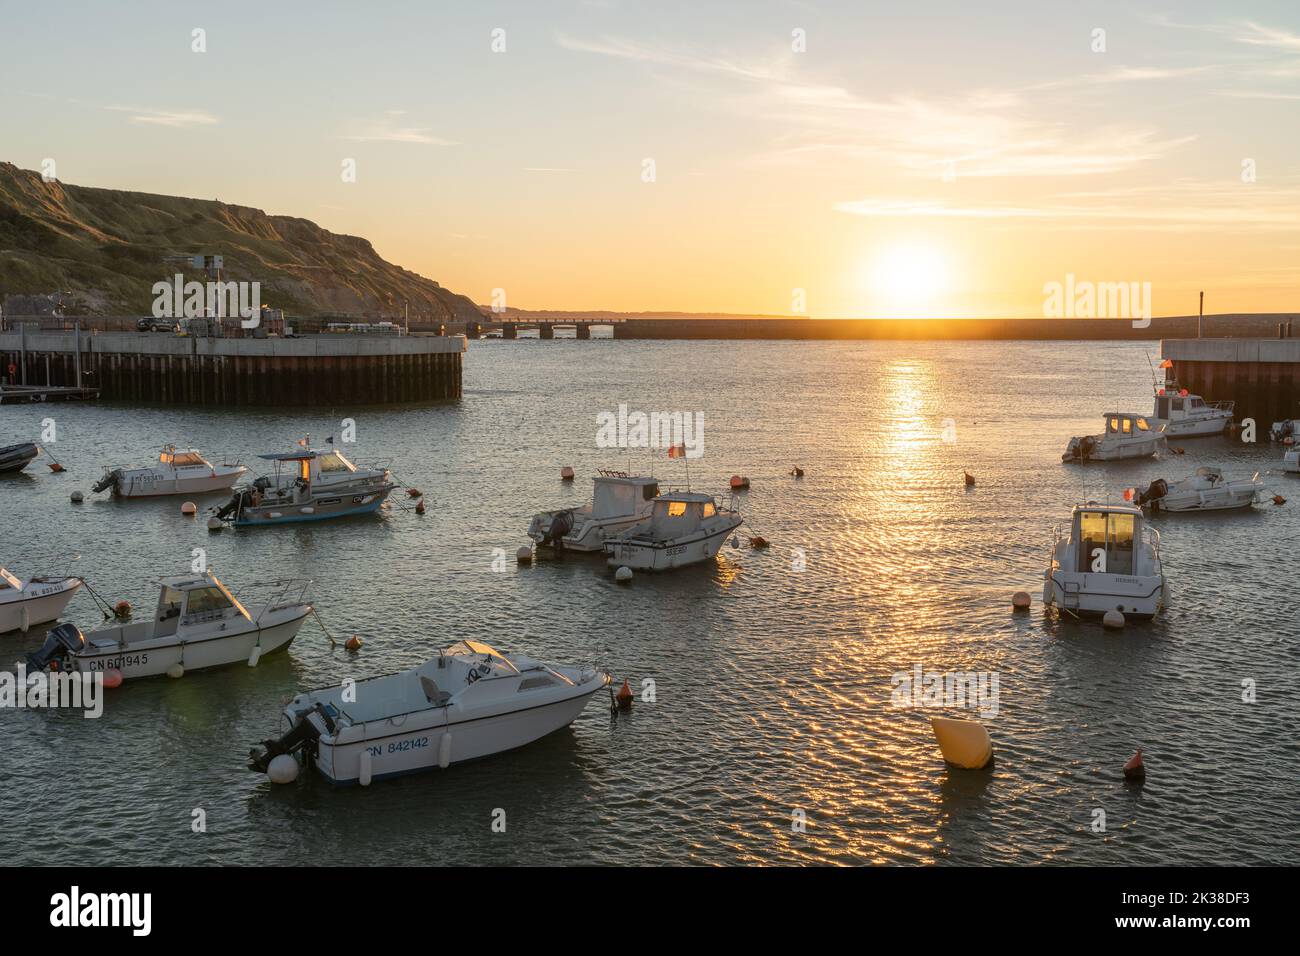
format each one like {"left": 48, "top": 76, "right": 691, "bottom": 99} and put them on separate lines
{"left": 0, "top": 162, "right": 480, "bottom": 320}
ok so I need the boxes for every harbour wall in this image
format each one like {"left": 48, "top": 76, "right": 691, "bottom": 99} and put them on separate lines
{"left": 0, "top": 330, "right": 465, "bottom": 405}
{"left": 1161, "top": 338, "right": 1300, "bottom": 426}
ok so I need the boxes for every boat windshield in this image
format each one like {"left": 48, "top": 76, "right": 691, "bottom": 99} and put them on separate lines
{"left": 1135, "top": 418, "right": 1150, "bottom": 431}
{"left": 318, "top": 452, "right": 355, "bottom": 473}
{"left": 1076, "top": 511, "right": 1136, "bottom": 575}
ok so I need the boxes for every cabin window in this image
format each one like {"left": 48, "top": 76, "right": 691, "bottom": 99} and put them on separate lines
{"left": 1156, "top": 397, "right": 1170, "bottom": 419}
{"left": 1190, "top": 398, "right": 1203, "bottom": 408}
{"left": 1109, "top": 418, "right": 1120, "bottom": 432}
{"left": 185, "top": 586, "right": 233, "bottom": 615}
{"left": 1172, "top": 398, "right": 1184, "bottom": 411}
{"left": 642, "top": 483, "right": 659, "bottom": 501}
{"left": 1135, "top": 418, "right": 1150, "bottom": 431}
{"left": 319, "top": 453, "right": 352, "bottom": 472}
{"left": 299, "top": 460, "right": 311, "bottom": 481}
{"left": 1076, "top": 511, "right": 1135, "bottom": 575}
{"left": 1121, "top": 418, "right": 1132, "bottom": 434}
{"left": 702, "top": 503, "right": 716, "bottom": 518}
{"left": 667, "top": 501, "right": 687, "bottom": 517}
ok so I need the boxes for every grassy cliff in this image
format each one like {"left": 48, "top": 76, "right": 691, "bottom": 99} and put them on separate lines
{"left": 0, "top": 162, "right": 480, "bottom": 320}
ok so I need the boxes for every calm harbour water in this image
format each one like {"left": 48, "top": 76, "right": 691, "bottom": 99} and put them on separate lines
{"left": 2, "top": 337, "right": 1297, "bottom": 866}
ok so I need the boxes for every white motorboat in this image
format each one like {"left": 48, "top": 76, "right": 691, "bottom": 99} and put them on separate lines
{"left": 248, "top": 639, "right": 609, "bottom": 786}
{"left": 25, "top": 572, "right": 312, "bottom": 679}
{"left": 1063, "top": 413, "right": 1165, "bottom": 463}
{"left": 603, "top": 490, "right": 743, "bottom": 571}
{"left": 1043, "top": 502, "right": 1166, "bottom": 619}
{"left": 213, "top": 451, "right": 395, "bottom": 526}
{"left": 1270, "top": 419, "right": 1300, "bottom": 443}
{"left": 1283, "top": 445, "right": 1300, "bottom": 474}
{"left": 0, "top": 568, "right": 82, "bottom": 633}
{"left": 528, "top": 471, "right": 660, "bottom": 552}
{"left": 1132, "top": 469, "right": 1262, "bottom": 513}
{"left": 92, "top": 444, "right": 247, "bottom": 497}
{"left": 1150, "top": 383, "right": 1233, "bottom": 437}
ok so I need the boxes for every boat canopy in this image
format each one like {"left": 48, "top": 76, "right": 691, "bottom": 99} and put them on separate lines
{"left": 648, "top": 493, "right": 717, "bottom": 535}
{"left": 593, "top": 475, "right": 658, "bottom": 516}
{"left": 258, "top": 451, "right": 321, "bottom": 462}
{"left": 160, "top": 448, "right": 208, "bottom": 467}
{"left": 315, "top": 450, "right": 357, "bottom": 473}
{"left": 1104, "top": 413, "right": 1153, "bottom": 434}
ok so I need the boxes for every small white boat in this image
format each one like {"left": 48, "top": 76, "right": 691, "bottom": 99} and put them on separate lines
{"left": 92, "top": 444, "right": 247, "bottom": 497}
{"left": 603, "top": 491, "right": 743, "bottom": 571}
{"left": 1150, "top": 383, "right": 1233, "bottom": 437}
{"left": 249, "top": 639, "right": 609, "bottom": 786}
{"left": 1063, "top": 413, "right": 1166, "bottom": 463}
{"left": 0, "top": 567, "right": 82, "bottom": 633}
{"left": 1283, "top": 446, "right": 1300, "bottom": 474}
{"left": 25, "top": 572, "right": 312, "bottom": 679}
{"left": 1271, "top": 419, "right": 1300, "bottom": 443}
{"left": 1043, "top": 501, "right": 1166, "bottom": 619}
{"left": 1133, "top": 468, "right": 1262, "bottom": 513}
{"left": 528, "top": 471, "right": 660, "bottom": 552}
{"left": 213, "top": 451, "right": 395, "bottom": 526}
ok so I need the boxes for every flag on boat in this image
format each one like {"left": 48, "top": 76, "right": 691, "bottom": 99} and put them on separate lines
{"left": 296, "top": 437, "right": 309, "bottom": 447}
{"left": 1159, "top": 359, "right": 1174, "bottom": 368}
{"left": 667, "top": 443, "right": 686, "bottom": 459}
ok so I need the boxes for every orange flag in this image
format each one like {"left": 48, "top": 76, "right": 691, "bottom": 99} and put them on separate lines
{"left": 667, "top": 443, "right": 686, "bottom": 459}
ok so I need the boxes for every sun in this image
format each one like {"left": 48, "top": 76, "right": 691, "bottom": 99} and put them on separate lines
{"left": 863, "top": 241, "right": 950, "bottom": 317}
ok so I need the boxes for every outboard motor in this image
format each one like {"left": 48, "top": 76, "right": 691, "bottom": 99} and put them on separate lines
{"left": 1135, "top": 478, "right": 1169, "bottom": 509}
{"left": 543, "top": 509, "right": 575, "bottom": 555}
{"left": 26, "top": 623, "right": 85, "bottom": 671}
{"left": 248, "top": 702, "right": 336, "bottom": 773}
{"left": 253, "top": 476, "right": 272, "bottom": 491}
{"left": 214, "top": 490, "right": 242, "bottom": 521}
{"left": 91, "top": 469, "right": 121, "bottom": 495}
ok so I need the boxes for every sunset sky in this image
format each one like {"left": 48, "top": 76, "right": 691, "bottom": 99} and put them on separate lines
{"left": 2, "top": 0, "right": 1298, "bottom": 317}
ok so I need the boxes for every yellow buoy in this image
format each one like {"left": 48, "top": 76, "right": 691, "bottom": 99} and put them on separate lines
{"left": 930, "top": 716, "right": 993, "bottom": 769}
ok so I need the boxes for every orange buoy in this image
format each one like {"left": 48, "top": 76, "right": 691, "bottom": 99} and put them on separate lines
{"left": 561, "top": 466, "right": 575, "bottom": 481}
{"left": 102, "top": 668, "right": 124, "bottom": 689}
{"left": 406, "top": 487, "right": 422, "bottom": 498}
{"left": 729, "top": 475, "right": 749, "bottom": 490}
{"left": 616, "top": 678, "right": 634, "bottom": 710}
{"left": 750, "top": 535, "right": 769, "bottom": 549}
{"left": 1123, "top": 748, "right": 1145, "bottom": 781}
{"left": 415, "top": 497, "right": 426, "bottom": 515}
{"left": 48, "top": 462, "right": 66, "bottom": 473}
{"left": 1273, "top": 494, "right": 1286, "bottom": 506}
{"left": 791, "top": 466, "right": 804, "bottom": 478}
{"left": 964, "top": 472, "right": 975, "bottom": 487}
{"left": 113, "top": 600, "right": 132, "bottom": 620}
{"left": 345, "top": 634, "right": 364, "bottom": 652}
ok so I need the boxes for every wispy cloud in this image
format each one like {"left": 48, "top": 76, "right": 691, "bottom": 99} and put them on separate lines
{"left": 104, "top": 105, "right": 218, "bottom": 128}
{"left": 343, "top": 110, "right": 457, "bottom": 145}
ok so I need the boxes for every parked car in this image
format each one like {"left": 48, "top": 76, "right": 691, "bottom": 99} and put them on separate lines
{"left": 137, "top": 317, "right": 179, "bottom": 333}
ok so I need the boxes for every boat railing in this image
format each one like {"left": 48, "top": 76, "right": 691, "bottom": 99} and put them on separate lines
{"left": 245, "top": 578, "right": 314, "bottom": 617}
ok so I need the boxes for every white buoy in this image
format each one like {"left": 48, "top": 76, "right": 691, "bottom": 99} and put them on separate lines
{"left": 615, "top": 566, "right": 633, "bottom": 583}
{"left": 166, "top": 663, "right": 184, "bottom": 679}
{"left": 70, "top": 491, "right": 84, "bottom": 503}
{"left": 517, "top": 546, "right": 532, "bottom": 563}
{"left": 358, "top": 749, "right": 373, "bottom": 786}
{"left": 20, "top": 606, "right": 29, "bottom": 633}
{"left": 267, "top": 754, "right": 299, "bottom": 784}
{"left": 247, "top": 645, "right": 262, "bottom": 667}
{"left": 181, "top": 501, "right": 197, "bottom": 515}
{"left": 207, "top": 516, "right": 223, "bottom": 531}
{"left": 1103, "top": 610, "right": 1126, "bottom": 630}
{"left": 1012, "top": 591, "right": 1031, "bottom": 610}
{"left": 438, "top": 732, "right": 452, "bottom": 769}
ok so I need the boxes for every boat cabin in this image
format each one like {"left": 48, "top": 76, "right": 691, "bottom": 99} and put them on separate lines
{"left": 644, "top": 492, "right": 721, "bottom": 537}
{"left": 1103, "top": 413, "right": 1157, "bottom": 438}
{"left": 152, "top": 572, "right": 250, "bottom": 636}
{"left": 159, "top": 445, "right": 211, "bottom": 468}
{"left": 592, "top": 473, "right": 659, "bottom": 517}
{"left": 1068, "top": 503, "right": 1144, "bottom": 576}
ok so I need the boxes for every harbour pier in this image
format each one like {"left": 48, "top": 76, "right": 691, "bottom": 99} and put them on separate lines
{"left": 1161, "top": 338, "right": 1300, "bottom": 426}
{"left": 0, "top": 328, "right": 465, "bottom": 405}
